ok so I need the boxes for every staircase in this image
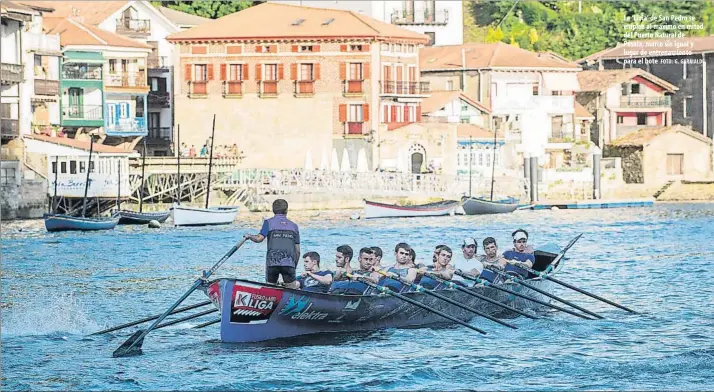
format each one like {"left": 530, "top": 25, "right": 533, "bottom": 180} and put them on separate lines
{"left": 653, "top": 181, "right": 675, "bottom": 199}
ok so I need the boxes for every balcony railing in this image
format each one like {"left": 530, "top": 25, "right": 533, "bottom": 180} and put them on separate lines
{"left": 34, "top": 79, "right": 59, "bottom": 96}
{"left": 223, "top": 81, "right": 243, "bottom": 97}
{"left": 1, "top": 63, "right": 24, "bottom": 84}
{"left": 148, "top": 90, "right": 170, "bottom": 107}
{"left": 106, "top": 117, "right": 147, "bottom": 136}
{"left": 391, "top": 8, "right": 449, "bottom": 25}
{"left": 147, "top": 56, "right": 170, "bottom": 69}
{"left": 116, "top": 17, "right": 151, "bottom": 36}
{"left": 381, "top": 80, "right": 430, "bottom": 95}
{"left": 189, "top": 81, "right": 208, "bottom": 97}
{"left": 260, "top": 81, "right": 278, "bottom": 97}
{"left": 343, "top": 80, "right": 364, "bottom": 96}
{"left": 619, "top": 96, "right": 671, "bottom": 108}
{"left": 106, "top": 71, "right": 147, "bottom": 88}
{"left": 63, "top": 105, "right": 103, "bottom": 120}
{"left": 295, "top": 80, "right": 315, "bottom": 96}
{"left": 146, "top": 127, "right": 172, "bottom": 145}
{"left": 25, "top": 32, "right": 61, "bottom": 53}
{"left": 347, "top": 122, "right": 364, "bottom": 135}
{"left": 1, "top": 119, "right": 19, "bottom": 139}
{"left": 491, "top": 95, "right": 574, "bottom": 115}
{"left": 62, "top": 67, "right": 102, "bottom": 80}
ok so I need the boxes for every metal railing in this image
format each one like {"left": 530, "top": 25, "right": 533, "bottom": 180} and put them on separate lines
{"left": 116, "top": 17, "right": 151, "bottom": 35}
{"left": 62, "top": 66, "right": 102, "bottom": 80}
{"left": 148, "top": 90, "right": 170, "bottom": 107}
{"left": 1, "top": 63, "right": 23, "bottom": 84}
{"left": 223, "top": 81, "right": 243, "bottom": 97}
{"left": 391, "top": 8, "right": 449, "bottom": 25}
{"left": 619, "top": 96, "right": 671, "bottom": 108}
{"left": 189, "top": 81, "right": 208, "bottom": 97}
{"left": 63, "top": 105, "right": 103, "bottom": 120}
{"left": 1, "top": 119, "right": 19, "bottom": 138}
{"left": 146, "top": 127, "right": 171, "bottom": 144}
{"left": 295, "top": 80, "right": 315, "bottom": 95}
{"left": 147, "top": 56, "right": 170, "bottom": 69}
{"left": 343, "top": 80, "right": 363, "bottom": 95}
{"left": 105, "top": 71, "right": 147, "bottom": 88}
{"left": 381, "top": 80, "right": 430, "bottom": 95}
{"left": 34, "top": 79, "right": 59, "bottom": 96}
{"left": 106, "top": 117, "right": 147, "bottom": 136}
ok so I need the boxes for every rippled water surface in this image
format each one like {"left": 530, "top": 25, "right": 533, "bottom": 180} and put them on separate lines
{"left": 2, "top": 203, "right": 714, "bottom": 391}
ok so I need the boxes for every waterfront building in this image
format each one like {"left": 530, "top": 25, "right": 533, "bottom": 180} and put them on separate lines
{"left": 269, "top": 0, "right": 463, "bottom": 46}
{"left": 167, "top": 2, "right": 430, "bottom": 171}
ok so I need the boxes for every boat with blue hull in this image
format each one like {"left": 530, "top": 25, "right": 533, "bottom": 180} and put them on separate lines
{"left": 115, "top": 210, "right": 171, "bottom": 225}
{"left": 44, "top": 213, "right": 120, "bottom": 232}
{"left": 461, "top": 196, "right": 520, "bottom": 215}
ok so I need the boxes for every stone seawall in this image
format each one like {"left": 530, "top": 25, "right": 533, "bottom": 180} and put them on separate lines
{"left": 1, "top": 179, "right": 48, "bottom": 220}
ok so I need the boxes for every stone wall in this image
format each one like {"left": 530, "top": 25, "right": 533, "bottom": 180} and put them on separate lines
{"left": 604, "top": 145, "right": 643, "bottom": 184}
{"left": 1, "top": 179, "right": 48, "bottom": 220}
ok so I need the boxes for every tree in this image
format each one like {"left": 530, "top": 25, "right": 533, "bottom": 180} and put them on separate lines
{"left": 152, "top": 1, "right": 261, "bottom": 19}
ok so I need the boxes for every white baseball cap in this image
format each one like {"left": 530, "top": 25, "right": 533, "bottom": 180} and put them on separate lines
{"left": 462, "top": 237, "right": 477, "bottom": 247}
{"left": 513, "top": 231, "right": 528, "bottom": 241}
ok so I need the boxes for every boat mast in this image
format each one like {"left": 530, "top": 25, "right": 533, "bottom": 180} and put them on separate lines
{"left": 139, "top": 138, "right": 147, "bottom": 213}
{"left": 468, "top": 136, "right": 472, "bottom": 198}
{"left": 51, "top": 155, "right": 58, "bottom": 213}
{"left": 81, "top": 136, "right": 95, "bottom": 217}
{"left": 205, "top": 114, "right": 216, "bottom": 209}
{"left": 490, "top": 130, "right": 497, "bottom": 201}
{"left": 176, "top": 125, "right": 181, "bottom": 205}
{"left": 116, "top": 160, "right": 121, "bottom": 210}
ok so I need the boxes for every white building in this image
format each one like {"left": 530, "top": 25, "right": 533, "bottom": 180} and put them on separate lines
{"left": 270, "top": 0, "right": 462, "bottom": 46}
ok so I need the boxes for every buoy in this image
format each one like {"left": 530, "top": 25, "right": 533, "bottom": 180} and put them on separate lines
{"left": 551, "top": 206, "right": 559, "bottom": 211}
{"left": 350, "top": 213, "right": 360, "bottom": 220}
{"left": 148, "top": 220, "right": 161, "bottom": 228}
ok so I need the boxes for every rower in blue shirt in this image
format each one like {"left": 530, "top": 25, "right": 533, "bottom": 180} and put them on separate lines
{"left": 297, "top": 252, "right": 334, "bottom": 293}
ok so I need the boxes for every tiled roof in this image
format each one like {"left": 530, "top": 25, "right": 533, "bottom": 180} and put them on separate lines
{"left": 420, "top": 43, "right": 581, "bottom": 71}
{"left": 579, "top": 36, "right": 714, "bottom": 62}
{"left": 421, "top": 91, "right": 491, "bottom": 114}
{"left": 167, "top": 2, "right": 428, "bottom": 42}
{"left": 21, "top": 1, "right": 127, "bottom": 25}
{"left": 1, "top": 0, "right": 37, "bottom": 15}
{"left": 574, "top": 102, "right": 594, "bottom": 119}
{"left": 156, "top": 6, "right": 210, "bottom": 27}
{"left": 45, "top": 17, "right": 151, "bottom": 49}
{"left": 577, "top": 69, "right": 678, "bottom": 92}
{"left": 25, "top": 134, "right": 136, "bottom": 154}
{"left": 608, "top": 125, "right": 712, "bottom": 147}
{"left": 456, "top": 124, "right": 502, "bottom": 140}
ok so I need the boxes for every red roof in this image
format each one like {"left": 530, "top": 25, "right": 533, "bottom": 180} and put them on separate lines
{"left": 25, "top": 134, "right": 136, "bottom": 154}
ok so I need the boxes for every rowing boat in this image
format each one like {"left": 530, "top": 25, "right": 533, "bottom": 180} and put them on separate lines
{"left": 201, "top": 246, "right": 563, "bottom": 343}
{"left": 461, "top": 196, "right": 519, "bottom": 215}
{"left": 114, "top": 210, "right": 171, "bottom": 225}
{"left": 363, "top": 199, "right": 460, "bottom": 219}
{"left": 44, "top": 213, "right": 119, "bottom": 232}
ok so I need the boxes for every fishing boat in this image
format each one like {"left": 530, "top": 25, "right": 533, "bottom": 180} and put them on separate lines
{"left": 201, "top": 245, "right": 563, "bottom": 343}
{"left": 116, "top": 139, "right": 170, "bottom": 225}
{"left": 363, "top": 199, "right": 460, "bottom": 219}
{"left": 460, "top": 196, "right": 520, "bottom": 215}
{"left": 171, "top": 203, "right": 239, "bottom": 226}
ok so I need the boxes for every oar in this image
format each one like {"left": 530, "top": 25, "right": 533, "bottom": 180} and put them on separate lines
{"left": 374, "top": 269, "right": 517, "bottom": 330}
{"left": 487, "top": 267, "right": 604, "bottom": 320}
{"left": 112, "top": 239, "right": 247, "bottom": 358}
{"left": 454, "top": 270, "right": 594, "bottom": 320}
{"left": 346, "top": 273, "right": 487, "bottom": 335}
{"left": 192, "top": 318, "right": 220, "bottom": 329}
{"left": 422, "top": 271, "right": 538, "bottom": 319}
{"left": 518, "top": 265, "right": 639, "bottom": 314}
{"left": 154, "top": 308, "right": 218, "bottom": 330}
{"left": 91, "top": 301, "right": 212, "bottom": 335}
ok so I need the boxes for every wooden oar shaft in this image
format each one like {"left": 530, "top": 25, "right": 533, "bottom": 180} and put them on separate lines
{"left": 425, "top": 272, "right": 537, "bottom": 319}
{"left": 92, "top": 300, "right": 212, "bottom": 335}
{"left": 348, "top": 274, "right": 487, "bottom": 335}
{"left": 538, "top": 273, "right": 638, "bottom": 314}
{"left": 454, "top": 271, "right": 594, "bottom": 320}
{"left": 155, "top": 308, "right": 218, "bottom": 330}
{"left": 193, "top": 318, "right": 220, "bottom": 329}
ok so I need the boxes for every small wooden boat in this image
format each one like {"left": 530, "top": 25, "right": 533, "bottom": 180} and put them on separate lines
{"left": 171, "top": 202, "right": 239, "bottom": 226}
{"left": 363, "top": 199, "right": 459, "bottom": 219}
{"left": 201, "top": 245, "right": 564, "bottom": 343}
{"left": 44, "top": 213, "right": 120, "bottom": 232}
{"left": 461, "top": 196, "right": 519, "bottom": 215}
{"left": 115, "top": 210, "right": 171, "bottom": 225}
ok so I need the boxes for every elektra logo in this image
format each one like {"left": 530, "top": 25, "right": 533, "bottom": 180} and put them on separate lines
{"left": 279, "top": 295, "right": 328, "bottom": 320}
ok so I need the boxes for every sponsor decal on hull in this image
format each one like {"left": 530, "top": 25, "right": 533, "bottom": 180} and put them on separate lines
{"left": 278, "top": 295, "right": 329, "bottom": 320}
{"left": 230, "top": 285, "right": 283, "bottom": 324}
{"left": 207, "top": 282, "right": 222, "bottom": 314}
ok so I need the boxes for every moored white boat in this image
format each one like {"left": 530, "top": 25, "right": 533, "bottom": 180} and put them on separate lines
{"left": 171, "top": 202, "right": 239, "bottom": 226}
{"left": 363, "top": 199, "right": 459, "bottom": 219}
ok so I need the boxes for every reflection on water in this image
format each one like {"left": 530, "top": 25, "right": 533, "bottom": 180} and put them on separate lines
{"left": 2, "top": 203, "right": 714, "bottom": 390}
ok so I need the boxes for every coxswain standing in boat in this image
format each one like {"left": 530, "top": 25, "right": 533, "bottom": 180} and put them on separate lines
{"left": 502, "top": 229, "right": 535, "bottom": 269}
{"left": 348, "top": 247, "right": 381, "bottom": 284}
{"left": 332, "top": 245, "right": 354, "bottom": 281}
{"left": 243, "top": 199, "right": 300, "bottom": 289}
{"left": 385, "top": 243, "right": 419, "bottom": 283}
{"left": 479, "top": 237, "right": 508, "bottom": 270}
{"left": 297, "top": 252, "right": 333, "bottom": 293}
{"left": 453, "top": 237, "right": 484, "bottom": 277}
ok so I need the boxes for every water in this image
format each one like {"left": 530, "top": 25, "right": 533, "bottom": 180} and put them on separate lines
{"left": 2, "top": 203, "right": 714, "bottom": 391}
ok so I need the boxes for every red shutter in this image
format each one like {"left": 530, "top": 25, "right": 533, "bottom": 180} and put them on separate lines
{"left": 290, "top": 63, "right": 297, "bottom": 80}
{"left": 340, "top": 44, "right": 347, "bottom": 52}
{"left": 255, "top": 64, "right": 262, "bottom": 81}
{"left": 220, "top": 64, "right": 226, "bottom": 81}
{"left": 270, "top": 45, "right": 277, "bottom": 53}
{"left": 363, "top": 44, "right": 370, "bottom": 52}
{"left": 339, "top": 63, "right": 346, "bottom": 80}
{"left": 207, "top": 64, "right": 214, "bottom": 80}
{"left": 362, "top": 104, "right": 370, "bottom": 122}
{"left": 278, "top": 63, "right": 284, "bottom": 80}
{"left": 184, "top": 64, "right": 191, "bottom": 81}
{"left": 383, "top": 105, "right": 389, "bottom": 123}
{"left": 339, "top": 104, "right": 347, "bottom": 122}
{"left": 291, "top": 45, "right": 299, "bottom": 52}
{"left": 242, "top": 64, "right": 249, "bottom": 80}
{"left": 363, "top": 63, "right": 370, "bottom": 80}
{"left": 313, "top": 45, "right": 320, "bottom": 52}
{"left": 391, "top": 106, "right": 398, "bottom": 122}
{"left": 416, "top": 105, "right": 422, "bottom": 122}
{"left": 314, "top": 63, "right": 320, "bottom": 80}
{"left": 256, "top": 45, "right": 263, "bottom": 53}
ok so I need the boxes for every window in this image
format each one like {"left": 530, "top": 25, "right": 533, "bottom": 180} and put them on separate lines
{"left": 299, "top": 63, "right": 314, "bottom": 81}
{"left": 684, "top": 96, "right": 693, "bottom": 117}
{"left": 532, "top": 85, "right": 539, "bottom": 96}
{"left": 446, "top": 80, "right": 454, "bottom": 90}
{"left": 425, "top": 32, "right": 436, "bottom": 46}
{"left": 79, "top": 162, "right": 86, "bottom": 173}
{"left": 683, "top": 63, "right": 688, "bottom": 80}
{"left": 478, "top": 152, "right": 483, "bottom": 166}
{"left": 121, "top": 59, "right": 128, "bottom": 72}
{"left": 617, "top": 115, "right": 624, "bottom": 124}
{"left": 461, "top": 103, "right": 469, "bottom": 113}
{"left": 667, "top": 154, "right": 683, "bottom": 175}
{"left": 299, "top": 45, "right": 313, "bottom": 52}
{"left": 60, "top": 162, "right": 67, "bottom": 174}
{"left": 637, "top": 113, "right": 647, "bottom": 125}
{"left": 264, "top": 64, "right": 278, "bottom": 81}
{"left": 229, "top": 64, "right": 243, "bottom": 81}
{"left": 259, "top": 45, "right": 271, "bottom": 53}
{"left": 1, "top": 168, "right": 16, "bottom": 184}
{"left": 109, "top": 59, "right": 117, "bottom": 74}
{"left": 348, "top": 104, "right": 364, "bottom": 122}
{"left": 631, "top": 84, "right": 640, "bottom": 94}
{"left": 194, "top": 64, "right": 207, "bottom": 81}
{"left": 552, "top": 91, "right": 562, "bottom": 96}
{"left": 51, "top": 161, "right": 57, "bottom": 174}
{"left": 70, "top": 161, "right": 77, "bottom": 174}
{"left": 394, "top": 44, "right": 402, "bottom": 52}
{"left": 621, "top": 84, "right": 629, "bottom": 96}
{"left": 89, "top": 161, "right": 95, "bottom": 173}
{"left": 349, "top": 44, "right": 364, "bottom": 52}
{"left": 349, "top": 63, "right": 363, "bottom": 80}
{"left": 381, "top": 43, "right": 390, "bottom": 51}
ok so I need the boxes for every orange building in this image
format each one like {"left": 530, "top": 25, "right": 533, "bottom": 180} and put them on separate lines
{"left": 167, "top": 3, "right": 429, "bottom": 170}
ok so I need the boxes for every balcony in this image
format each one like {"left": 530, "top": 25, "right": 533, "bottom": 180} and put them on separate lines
{"left": 346, "top": 122, "right": 364, "bottom": 135}
{"left": 619, "top": 96, "right": 671, "bottom": 108}
{"left": 391, "top": 8, "right": 449, "bottom": 25}
{"left": 62, "top": 67, "right": 102, "bottom": 81}
{"left": 115, "top": 17, "right": 151, "bottom": 37}
{"left": 1, "top": 63, "right": 23, "bottom": 84}
{"left": 381, "top": 81, "right": 430, "bottom": 95}
{"left": 491, "top": 95, "right": 574, "bottom": 115}
{"left": 105, "top": 71, "right": 147, "bottom": 88}
{"left": 25, "top": 32, "right": 61, "bottom": 54}
{"left": 223, "top": 81, "right": 243, "bottom": 98}
{"left": 34, "top": 79, "right": 59, "bottom": 96}
{"left": 343, "top": 80, "right": 364, "bottom": 96}
{"left": 148, "top": 91, "right": 170, "bottom": 107}
{"left": 63, "top": 105, "right": 103, "bottom": 120}
{"left": 106, "top": 117, "right": 148, "bottom": 137}
{"left": 147, "top": 56, "right": 170, "bottom": 70}
{"left": 260, "top": 81, "right": 278, "bottom": 98}
{"left": 146, "top": 127, "right": 171, "bottom": 145}
{"left": 1, "top": 119, "right": 19, "bottom": 139}
{"left": 188, "top": 81, "right": 208, "bottom": 98}
{"left": 295, "top": 80, "right": 315, "bottom": 97}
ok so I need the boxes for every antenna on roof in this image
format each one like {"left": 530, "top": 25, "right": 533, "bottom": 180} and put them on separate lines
{"left": 292, "top": 18, "right": 305, "bottom": 26}
{"left": 322, "top": 18, "right": 335, "bottom": 26}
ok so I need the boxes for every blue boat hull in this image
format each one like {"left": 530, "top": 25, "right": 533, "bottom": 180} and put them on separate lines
{"left": 115, "top": 210, "right": 170, "bottom": 225}
{"left": 44, "top": 214, "right": 119, "bottom": 232}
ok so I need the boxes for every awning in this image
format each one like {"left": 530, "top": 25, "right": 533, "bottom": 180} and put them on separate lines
{"left": 542, "top": 73, "right": 581, "bottom": 92}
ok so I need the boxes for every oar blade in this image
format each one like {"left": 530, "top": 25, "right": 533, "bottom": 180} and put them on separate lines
{"left": 112, "top": 330, "right": 146, "bottom": 358}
